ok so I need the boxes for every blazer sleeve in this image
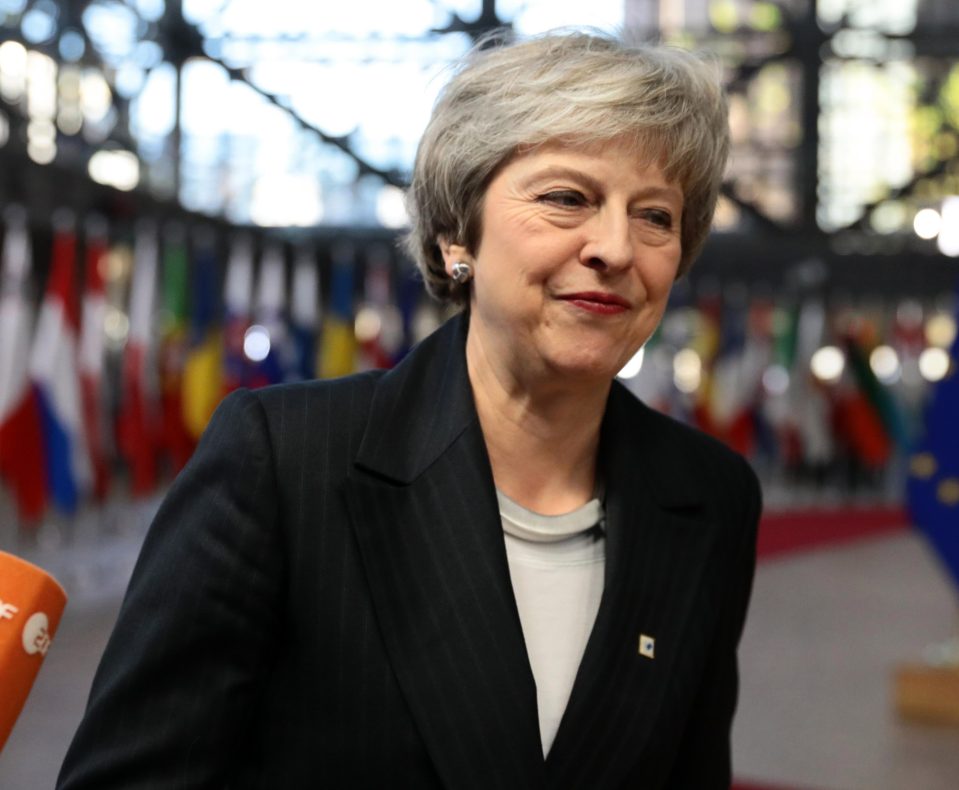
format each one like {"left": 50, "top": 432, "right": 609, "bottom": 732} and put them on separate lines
{"left": 57, "top": 389, "right": 285, "bottom": 789}
{"left": 665, "top": 455, "right": 762, "bottom": 789}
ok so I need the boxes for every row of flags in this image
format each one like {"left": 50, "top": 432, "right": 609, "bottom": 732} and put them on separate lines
{"left": 624, "top": 290, "right": 952, "bottom": 485}
{"left": 0, "top": 207, "right": 437, "bottom": 525}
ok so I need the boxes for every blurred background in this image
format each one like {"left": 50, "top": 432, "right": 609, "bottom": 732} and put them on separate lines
{"left": 1, "top": 1, "right": 958, "bottom": 788}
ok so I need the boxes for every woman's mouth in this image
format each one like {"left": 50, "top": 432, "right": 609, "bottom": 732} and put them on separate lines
{"left": 558, "top": 291, "right": 631, "bottom": 315}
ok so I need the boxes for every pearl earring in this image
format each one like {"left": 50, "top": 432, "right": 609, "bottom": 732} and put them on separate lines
{"left": 450, "top": 261, "right": 473, "bottom": 284}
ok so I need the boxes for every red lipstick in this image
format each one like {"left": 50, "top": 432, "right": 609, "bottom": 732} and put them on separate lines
{"left": 558, "top": 291, "right": 631, "bottom": 315}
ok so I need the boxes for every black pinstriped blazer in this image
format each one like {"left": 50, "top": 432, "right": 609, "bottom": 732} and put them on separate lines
{"left": 58, "top": 313, "right": 761, "bottom": 790}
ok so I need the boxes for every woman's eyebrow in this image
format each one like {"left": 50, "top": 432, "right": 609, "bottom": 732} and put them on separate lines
{"left": 522, "top": 165, "right": 682, "bottom": 206}
{"left": 521, "top": 165, "right": 601, "bottom": 192}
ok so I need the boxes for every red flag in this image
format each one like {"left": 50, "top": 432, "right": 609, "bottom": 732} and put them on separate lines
{"left": 78, "top": 218, "right": 110, "bottom": 500}
{"left": 0, "top": 207, "right": 46, "bottom": 523}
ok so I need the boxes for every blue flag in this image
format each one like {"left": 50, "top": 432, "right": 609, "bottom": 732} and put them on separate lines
{"left": 907, "top": 290, "right": 959, "bottom": 598}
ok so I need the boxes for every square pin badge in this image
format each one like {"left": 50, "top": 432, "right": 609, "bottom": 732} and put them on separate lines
{"left": 639, "top": 634, "right": 655, "bottom": 659}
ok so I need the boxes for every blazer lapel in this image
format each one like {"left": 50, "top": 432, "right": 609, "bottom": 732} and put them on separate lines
{"left": 342, "top": 315, "right": 545, "bottom": 790}
{"left": 545, "top": 384, "right": 723, "bottom": 788}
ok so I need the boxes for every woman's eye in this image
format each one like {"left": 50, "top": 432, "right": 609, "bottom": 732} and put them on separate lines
{"left": 540, "top": 191, "right": 586, "bottom": 208}
{"left": 641, "top": 209, "right": 673, "bottom": 229}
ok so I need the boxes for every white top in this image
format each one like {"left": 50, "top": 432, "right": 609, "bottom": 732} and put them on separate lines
{"left": 498, "top": 489, "right": 606, "bottom": 757}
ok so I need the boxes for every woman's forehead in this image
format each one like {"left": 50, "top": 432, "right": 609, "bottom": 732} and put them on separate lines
{"left": 507, "top": 136, "right": 679, "bottom": 186}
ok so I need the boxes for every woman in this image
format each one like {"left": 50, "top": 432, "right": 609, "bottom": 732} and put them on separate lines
{"left": 59, "top": 31, "right": 760, "bottom": 789}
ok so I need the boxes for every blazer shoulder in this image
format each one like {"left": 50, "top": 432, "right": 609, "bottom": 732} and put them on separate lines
{"left": 216, "top": 372, "right": 386, "bottom": 466}
{"left": 610, "top": 382, "right": 761, "bottom": 511}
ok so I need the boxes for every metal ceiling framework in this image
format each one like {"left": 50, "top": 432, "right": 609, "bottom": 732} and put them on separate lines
{"left": 0, "top": 0, "right": 958, "bottom": 295}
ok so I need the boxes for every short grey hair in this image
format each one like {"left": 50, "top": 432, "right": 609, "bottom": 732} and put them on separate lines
{"left": 403, "top": 30, "right": 730, "bottom": 305}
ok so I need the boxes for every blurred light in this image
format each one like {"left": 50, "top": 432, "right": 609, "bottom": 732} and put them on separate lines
{"left": 21, "top": 5, "right": 57, "bottom": 44}
{"left": 869, "top": 201, "right": 906, "bottom": 234}
{"left": 27, "top": 118, "right": 55, "bottom": 145}
{"left": 412, "top": 304, "right": 440, "bottom": 343}
{"left": 709, "top": 0, "right": 738, "bottom": 33}
{"left": 750, "top": 1, "right": 782, "bottom": 30}
{"left": 918, "top": 347, "right": 950, "bottom": 382}
{"left": 114, "top": 62, "right": 145, "bottom": 98}
{"left": 810, "top": 345, "right": 845, "bottom": 383}
{"left": 938, "top": 197, "right": 959, "bottom": 257}
{"left": 105, "top": 247, "right": 132, "bottom": 283}
{"left": 0, "top": 41, "right": 27, "bottom": 102}
{"left": 375, "top": 185, "right": 409, "bottom": 229}
{"left": 869, "top": 345, "right": 901, "bottom": 384}
{"left": 103, "top": 306, "right": 130, "bottom": 348}
{"left": 57, "top": 109, "right": 83, "bottom": 135}
{"left": 0, "top": 0, "right": 27, "bottom": 14}
{"left": 59, "top": 29, "right": 85, "bottom": 62}
{"left": 762, "top": 363, "right": 790, "bottom": 396}
{"left": 26, "top": 117, "right": 56, "bottom": 163}
{"left": 926, "top": 313, "right": 957, "bottom": 349}
{"left": 88, "top": 149, "right": 140, "bottom": 191}
{"left": 673, "top": 348, "right": 702, "bottom": 393}
{"left": 617, "top": 347, "right": 645, "bottom": 380}
{"left": 354, "top": 307, "right": 382, "bottom": 344}
{"left": 27, "top": 141, "right": 55, "bottom": 163}
{"left": 0, "top": 111, "right": 8, "bottom": 147}
{"left": 913, "top": 208, "right": 941, "bottom": 239}
{"left": 250, "top": 174, "right": 322, "bottom": 227}
{"left": 134, "top": 40, "right": 163, "bottom": 70}
{"left": 243, "top": 324, "right": 271, "bottom": 362}
{"left": 26, "top": 50, "right": 57, "bottom": 119}
{"left": 57, "top": 66, "right": 83, "bottom": 135}
{"left": 80, "top": 69, "right": 112, "bottom": 123}
{"left": 134, "top": 0, "right": 166, "bottom": 22}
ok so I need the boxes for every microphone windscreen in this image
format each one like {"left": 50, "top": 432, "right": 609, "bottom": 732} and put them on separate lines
{"left": 0, "top": 551, "right": 67, "bottom": 752}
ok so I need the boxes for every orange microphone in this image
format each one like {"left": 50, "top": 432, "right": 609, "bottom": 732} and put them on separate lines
{"left": 0, "top": 550, "right": 67, "bottom": 752}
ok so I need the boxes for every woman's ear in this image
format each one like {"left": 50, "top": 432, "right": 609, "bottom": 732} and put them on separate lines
{"left": 437, "top": 236, "right": 471, "bottom": 277}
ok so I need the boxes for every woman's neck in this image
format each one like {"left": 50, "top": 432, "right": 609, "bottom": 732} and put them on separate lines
{"left": 466, "top": 331, "right": 610, "bottom": 516}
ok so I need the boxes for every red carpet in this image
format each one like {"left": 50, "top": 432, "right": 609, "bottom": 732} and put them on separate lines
{"left": 756, "top": 506, "right": 909, "bottom": 561}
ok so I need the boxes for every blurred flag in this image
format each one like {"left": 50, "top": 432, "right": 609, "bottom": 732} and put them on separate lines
{"left": 222, "top": 233, "right": 254, "bottom": 393}
{"left": 289, "top": 244, "right": 319, "bottom": 380}
{"left": 29, "top": 213, "right": 91, "bottom": 514}
{"left": 157, "top": 226, "right": 195, "bottom": 473}
{"left": 834, "top": 331, "right": 902, "bottom": 471}
{"left": 907, "top": 290, "right": 959, "bottom": 593}
{"left": 78, "top": 216, "right": 111, "bottom": 501}
{"left": 0, "top": 206, "right": 46, "bottom": 523}
{"left": 707, "top": 295, "right": 768, "bottom": 456}
{"left": 249, "top": 242, "right": 289, "bottom": 387}
{"left": 117, "top": 220, "right": 160, "bottom": 496}
{"left": 318, "top": 242, "right": 357, "bottom": 379}
{"left": 789, "top": 299, "right": 835, "bottom": 472}
{"left": 761, "top": 302, "right": 802, "bottom": 470}
{"left": 355, "top": 244, "right": 401, "bottom": 371}
{"left": 182, "top": 236, "right": 223, "bottom": 440}
{"left": 394, "top": 262, "right": 425, "bottom": 362}
{"left": 689, "top": 294, "right": 722, "bottom": 434}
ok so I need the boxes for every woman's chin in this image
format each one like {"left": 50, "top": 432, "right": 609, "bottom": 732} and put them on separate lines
{"left": 541, "top": 349, "right": 628, "bottom": 384}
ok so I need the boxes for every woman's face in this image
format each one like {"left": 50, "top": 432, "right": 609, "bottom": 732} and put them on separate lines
{"left": 447, "top": 137, "right": 684, "bottom": 386}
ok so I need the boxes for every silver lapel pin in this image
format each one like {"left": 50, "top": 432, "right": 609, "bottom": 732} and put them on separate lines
{"left": 639, "top": 634, "right": 655, "bottom": 659}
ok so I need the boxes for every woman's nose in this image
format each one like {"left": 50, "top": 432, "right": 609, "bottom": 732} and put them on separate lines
{"left": 580, "top": 210, "right": 633, "bottom": 272}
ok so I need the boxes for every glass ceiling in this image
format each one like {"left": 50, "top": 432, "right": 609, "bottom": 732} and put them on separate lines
{"left": 1, "top": 0, "right": 957, "bottom": 254}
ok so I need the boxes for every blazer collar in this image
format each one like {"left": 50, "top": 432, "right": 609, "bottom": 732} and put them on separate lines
{"left": 354, "top": 310, "right": 708, "bottom": 510}
{"left": 353, "top": 311, "right": 476, "bottom": 484}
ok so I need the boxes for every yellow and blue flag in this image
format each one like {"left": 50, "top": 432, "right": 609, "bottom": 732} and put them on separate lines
{"left": 907, "top": 294, "right": 959, "bottom": 593}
